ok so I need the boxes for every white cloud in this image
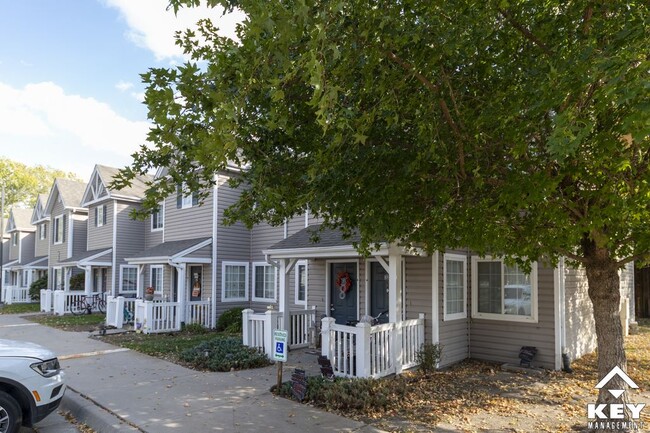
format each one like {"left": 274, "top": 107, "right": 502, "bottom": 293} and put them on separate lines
{"left": 0, "top": 81, "right": 149, "bottom": 177}
{"left": 103, "top": 0, "right": 246, "bottom": 60}
{"left": 115, "top": 80, "right": 134, "bottom": 92}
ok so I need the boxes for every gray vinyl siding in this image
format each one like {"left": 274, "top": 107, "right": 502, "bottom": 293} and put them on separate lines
{"left": 145, "top": 214, "right": 163, "bottom": 249}
{"left": 404, "top": 256, "right": 433, "bottom": 344}
{"left": 8, "top": 233, "right": 20, "bottom": 261}
{"left": 251, "top": 221, "right": 283, "bottom": 263}
{"left": 34, "top": 222, "right": 49, "bottom": 258}
{"left": 620, "top": 262, "right": 635, "bottom": 321}
{"left": 48, "top": 199, "right": 68, "bottom": 268}
{"left": 114, "top": 201, "right": 146, "bottom": 293}
{"left": 21, "top": 233, "right": 36, "bottom": 265}
{"left": 71, "top": 213, "right": 88, "bottom": 259}
{"left": 563, "top": 265, "right": 596, "bottom": 361}
{"left": 469, "top": 263, "right": 556, "bottom": 369}
{"left": 87, "top": 201, "right": 114, "bottom": 250}
{"left": 438, "top": 250, "right": 470, "bottom": 367}
{"left": 307, "top": 260, "right": 327, "bottom": 323}
{"left": 164, "top": 187, "right": 213, "bottom": 242}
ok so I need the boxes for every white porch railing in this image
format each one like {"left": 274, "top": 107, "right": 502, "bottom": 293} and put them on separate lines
{"left": 40, "top": 289, "right": 53, "bottom": 312}
{"left": 242, "top": 308, "right": 317, "bottom": 358}
{"left": 3, "top": 286, "right": 31, "bottom": 304}
{"left": 185, "top": 300, "right": 211, "bottom": 328}
{"left": 52, "top": 291, "right": 106, "bottom": 315}
{"left": 134, "top": 299, "right": 181, "bottom": 334}
{"left": 106, "top": 297, "right": 137, "bottom": 329}
{"left": 321, "top": 313, "right": 425, "bottom": 379}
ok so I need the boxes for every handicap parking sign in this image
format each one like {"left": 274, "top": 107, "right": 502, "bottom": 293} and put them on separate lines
{"left": 273, "top": 330, "right": 288, "bottom": 362}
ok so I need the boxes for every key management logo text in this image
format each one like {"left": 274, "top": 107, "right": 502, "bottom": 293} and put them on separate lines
{"left": 587, "top": 366, "right": 646, "bottom": 431}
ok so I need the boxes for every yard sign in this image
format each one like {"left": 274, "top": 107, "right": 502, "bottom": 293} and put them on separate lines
{"left": 273, "top": 330, "right": 288, "bottom": 362}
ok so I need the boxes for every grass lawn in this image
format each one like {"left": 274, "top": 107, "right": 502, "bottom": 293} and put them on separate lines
{"left": 283, "top": 318, "right": 650, "bottom": 433}
{"left": 26, "top": 313, "right": 106, "bottom": 331}
{"left": 0, "top": 303, "right": 40, "bottom": 315}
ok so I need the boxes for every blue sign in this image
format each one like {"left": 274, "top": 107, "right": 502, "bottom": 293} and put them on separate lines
{"left": 273, "top": 330, "right": 288, "bottom": 362}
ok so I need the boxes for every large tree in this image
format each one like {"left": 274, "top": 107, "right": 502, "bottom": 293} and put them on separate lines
{"left": 116, "top": 0, "right": 649, "bottom": 418}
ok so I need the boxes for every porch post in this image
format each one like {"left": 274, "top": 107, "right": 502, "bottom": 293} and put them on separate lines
{"left": 64, "top": 268, "right": 71, "bottom": 291}
{"left": 136, "top": 265, "right": 144, "bottom": 298}
{"left": 388, "top": 245, "right": 404, "bottom": 373}
{"left": 321, "top": 317, "right": 335, "bottom": 357}
{"left": 279, "top": 258, "right": 297, "bottom": 334}
{"left": 178, "top": 264, "right": 187, "bottom": 324}
{"left": 356, "top": 322, "right": 371, "bottom": 378}
{"left": 83, "top": 266, "right": 92, "bottom": 296}
{"left": 242, "top": 308, "right": 253, "bottom": 347}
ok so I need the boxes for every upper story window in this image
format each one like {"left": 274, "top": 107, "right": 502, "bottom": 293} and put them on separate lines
{"left": 471, "top": 257, "right": 538, "bottom": 323}
{"left": 11, "top": 232, "right": 18, "bottom": 246}
{"left": 95, "top": 204, "right": 107, "bottom": 227}
{"left": 253, "top": 263, "right": 276, "bottom": 302}
{"left": 151, "top": 202, "right": 164, "bottom": 231}
{"left": 177, "top": 183, "right": 198, "bottom": 209}
{"left": 53, "top": 215, "right": 65, "bottom": 245}
{"left": 444, "top": 253, "right": 467, "bottom": 321}
{"left": 295, "top": 261, "right": 307, "bottom": 304}
{"left": 39, "top": 223, "right": 47, "bottom": 240}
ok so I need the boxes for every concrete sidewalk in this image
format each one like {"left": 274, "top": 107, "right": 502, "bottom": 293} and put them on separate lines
{"left": 1, "top": 314, "right": 385, "bottom": 433}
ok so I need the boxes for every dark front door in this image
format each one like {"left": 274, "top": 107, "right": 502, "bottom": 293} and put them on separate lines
{"left": 189, "top": 265, "right": 202, "bottom": 301}
{"left": 370, "top": 261, "right": 389, "bottom": 323}
{"left": 172, "top": 268, "right": 178, "bottom": 302}
{"left": 330, "top": 262, "right": 357, "bottom": 325}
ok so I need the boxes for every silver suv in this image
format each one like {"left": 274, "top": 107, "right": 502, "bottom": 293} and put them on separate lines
{"left": 0, "top": 339, "right": 66, "bottom": 433}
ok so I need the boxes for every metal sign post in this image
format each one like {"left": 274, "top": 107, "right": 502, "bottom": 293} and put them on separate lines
{"left": 273, "top": 329, "right": 288, "bottom": 389}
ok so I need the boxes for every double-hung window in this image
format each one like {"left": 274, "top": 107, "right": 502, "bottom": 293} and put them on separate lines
{"left": 39, "top": 223, "right": 47, "bottom": 240}
{"left": 95, "top": 205, "right": 107, "bottom": 227}
{"left": 177, "top": 183, "right": 198, "bottom": 209}
{"left": 150, "top": 265, "right": 164, "bottom": 294}
{"left": 253, "top": 263, "right": 276, "bottom": 302}
{"left": 11, "top": 233, "right": 17, "bottom": 246}
{"left": 53, "top": 215, "right": 64, "bottom": 244}
{"left": 120, "top": 266, "right": 138, "bottom": 293}
{"left": 471, "top": 257, "right": 537, "bottom": 322}
{"left": 222, "top": 262, "right": 248, "bottom": 301}
{"left": 295, "top": 261, "right": 307, "bottom": 305}
{"left": 443, "top": 254, "right": 467, "bottom": 320}
{"left": 151, "top": 202, "right": 164, "bottom": 231}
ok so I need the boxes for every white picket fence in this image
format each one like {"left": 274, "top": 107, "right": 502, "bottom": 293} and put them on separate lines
{"left": 52, "top": 291, "right": 105, "bottom": 315}
{"left": 2, "top": 286, "right": 31, "bottom": 304}
{"left": 242, "top": 307, "right": 317, "bottom": 358}
{"left": 40, "top": 289, "right": 53, "bottom": 312}
{"left": 134, "top": 300, "right": 181, "bottom": 334}
{"left": 185, "top": 300, "right": 212, "bottom": 328}
{"left": 321, "top": 313, "right": 425, "bottom": 379}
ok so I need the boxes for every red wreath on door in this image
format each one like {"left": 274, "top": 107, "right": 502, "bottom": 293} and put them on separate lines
{"left": 336, "top": 271, "right": 352, "bottom": 294}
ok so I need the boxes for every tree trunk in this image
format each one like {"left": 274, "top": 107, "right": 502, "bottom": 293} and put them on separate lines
{"left": 583, "top": 238, "right": 631, "bottom": 428}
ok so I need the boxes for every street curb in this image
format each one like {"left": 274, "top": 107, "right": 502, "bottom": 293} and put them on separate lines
{"left": 60, "top": 387, "right": 141, "bottom": 433}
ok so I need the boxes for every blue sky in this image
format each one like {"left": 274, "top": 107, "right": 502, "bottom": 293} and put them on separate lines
{"left": 0, "top": 0, "right": 243, "bottom": 179}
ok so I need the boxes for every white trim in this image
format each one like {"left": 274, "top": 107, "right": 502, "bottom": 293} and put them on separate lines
{"left": 432, "top": 251, "right": 440, "bottom": 344}
{"left": 252, "top": 262, "right": 277, "bottom": 302}
{"left": 443, "top": 253, "right": 468, "bottom": 321}
{"left": 151, "top": 201, "right": 164, "bottom": 232}
{"left": 187, "top": 264, "right": 204, "bottom": 300}
{"left": 96, "top": 205, "right": 105, "bottom": 227}
{"left": 294, "top": 260, "right": 308, "bottom": 306}
{"left": 77, "top": 249, "right": 113, "bottom": 266}
{"left": 221, "top": 261, "right": 249, "bottom": 302}
{"left": 470, "top": 256, "right": 539, "bottom": 323}
{"left": 181, "top": 183, "right": 193, "bottom": 209}
{"left": 120, "top": 265, "right": 139, "bottom": 293}
{"left": 325, "top": 259, "right": 359, "bottom": 320}
{"left": 553, "top": 261, "right": 562, "bottom": 370}
{"left": 67, "top": 213, "right": 74, "bottom": 259}
{"left": 111, "top": 202, "right": 118, "bottom": 296}
{"left": 171, "top": 238, "right": 212, "bottom": 261}
{"left": 150, "top": 265, "right": 164, "bottom": 294}
{"left": 53, "top": 215, "right": 63, "bottom": 245}
{"left": 211, "top": 178, "right": 219, "bottom": 329}
{"left": 265, "top": 244, "right": 389, "bottom": 260}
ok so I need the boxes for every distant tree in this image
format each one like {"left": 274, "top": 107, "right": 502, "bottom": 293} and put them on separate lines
{"left": 0, "top": 157, "right": 79, "bottom": 212}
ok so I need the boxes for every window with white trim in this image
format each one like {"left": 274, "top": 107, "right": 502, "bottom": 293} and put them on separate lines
{"left": 11, "top": 232, "right": 17, "bottom": 246}
{"left": 177, "top": 183, "right": 197, "bottom": 209}
{"left": 150, "top": 265, "right": 164, "bottom": 294}
{"left": 443, "top": 254, "right": 467, "bottom": 320}
{"left": 95, "top": 205, "right": 106, "bottom": 227}
{"left": 53, "top": 215, "right": 64, "bottom": 244}
{"left": 295, "top": 261, "right": 307, "bottom": 305}
{"left": 253, "top": 263, "right": 276, "bottom": 302}
{"left": 471, "top": 257, "right": 537, "bottom": 322}
{"left": 120, "top": 265, "right": 138, "bottom": 293}
{"left": 39, "top": 223, "right": 47, "bottom": 240}
{"left": 151, "top": 202, "right": 164, "bottom": 231}
{"left": 52, "top": 267, "right": 63, "bottom": 290}
{"left": 222, "top": 262, "right": 248, "bottom": 301}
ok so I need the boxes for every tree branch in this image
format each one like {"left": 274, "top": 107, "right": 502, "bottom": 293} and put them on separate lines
{"left": 557, "top": 248, "right": 588, "bottom": 264}
{"left": 498, "top": 9, "right": 553, "bottom": 56}
{"left": 617, "top": 252, "right": 650, "bottom": 268}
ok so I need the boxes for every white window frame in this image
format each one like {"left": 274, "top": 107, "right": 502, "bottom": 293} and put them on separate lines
{"left": 295, "top": 260, "right": 308, "bottom": 305}
{"left": 151, "top": 202, "right": 164, "bottom": 231}
{"left": 181, "top": 183, "right": 193, "bottom": 209}
{"left": 96, "top": 205, "right": 105, "bottom": 227}
{"left": 39, "top": 223, "right": 46, "bottom": 240}
{"left": 443, "top": 253, "right": 467, "bottom": 321}
{"left": 120, "top": 265, "right": 138, "bottom": 293}
{"left": 11, "top": 232, "right": 17, "bottom": 246}
{"left": 53, "top": 215, "right": 63, "bottom": 244}
{"left": 150, "top": 265, "right": 164, "bottom": 294}
{"left": 52, "top": 267, "right": 63, "bottom": 290}
{"left": 471, "top": 256, "right": 538, "bottom": 323}
{"left": 22, "top": 270, "right": 29, "bottom": 287}
{"left": 252, "top": 262, "right": 277, "bottom": 302}
{"left": 221, "top": 261, "right": 249, "bottom": 302}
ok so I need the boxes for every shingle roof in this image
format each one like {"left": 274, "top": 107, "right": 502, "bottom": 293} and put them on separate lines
{"left": 56, "top": 178, "right": 88, "bottom": 208}
{"left": 58, "top": 248, "right": 112, "bottom": 264}
{"left": 96, "top": 165, "right": 153, "bottom": 200}
{"left": 268, "top": 224, "right": 361, "bottom": 250}
{"left": 127, "top": 237, "right": 211, "bottom": 260}
{"left": 8, "top": 208, "right": 34, "bottom": 232}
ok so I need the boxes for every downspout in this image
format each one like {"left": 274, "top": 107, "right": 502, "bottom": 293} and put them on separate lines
{"left": 111, "top": 201, "right": 117, "bottom": 297}
{"left": 211, "top": 175, "right": 218, "bottom": 329}
{"left": 559, "top": 257, "right": 571, "bottom": 372}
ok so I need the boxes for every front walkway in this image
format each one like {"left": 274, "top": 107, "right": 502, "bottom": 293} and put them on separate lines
{"left": 0, "top": 313, "right": 383, "bottom": 433}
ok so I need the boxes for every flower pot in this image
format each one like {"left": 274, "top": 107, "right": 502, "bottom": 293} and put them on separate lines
{"left": 144, "top": 294, "right": 154, "bottom": 301}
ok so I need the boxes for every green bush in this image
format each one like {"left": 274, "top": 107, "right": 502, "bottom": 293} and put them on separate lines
{"left": 69, "top": 273, "right": 85, "bottom": 291}
{"left": 181, "top": 322, "right": 209, "bottom": 334}
{"left": 179, "top": 336, "right": 270, "bottom": 371}
{"left": 29, "top": 276, "right": 48, "bottom": 301}
{"left": 216, "top": 307, "right": 244, "bottom": 333}
{"left": 416, "top": 343, "right": 442, "bottom": 375}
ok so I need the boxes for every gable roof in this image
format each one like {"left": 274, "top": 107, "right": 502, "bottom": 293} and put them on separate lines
{"left": 44, "top": 178, "right": 88, "bottom": 215}
{"left": 7, "top": 208, "right": 35, "bottom": 233}
{"left": 125, "top": 237, "right": 211, "bottom": 264}
{"left": 31, "top": 194, "right": 49, "bottom": 224}
{"left": 81, "top": 164, "right": 153, "bottom": 206}
{"left": 268, "top": 224, "right": 361, "bottom": 250}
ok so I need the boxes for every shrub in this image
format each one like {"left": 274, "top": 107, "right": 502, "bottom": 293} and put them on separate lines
{"left": 216, "top": 307, "right": 244, "bottom": 333}
{"left": 69, "top": 273, "right": 85, "bottom": 291}
{"left": 29, "top": 276, "right": 48, "bottom": 301}
{"left": 179, "top": 336, "right": 270, "bottom": 371}
{"left": 416, "top": 343, "right": 442, "bottom": 375}
{"left": 181, "top": 322, "right": 209, "bottom": 334}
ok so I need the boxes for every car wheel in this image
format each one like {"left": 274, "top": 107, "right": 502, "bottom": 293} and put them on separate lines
{"left": 0, "top": 391, "right": 22, "bottom": 433}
